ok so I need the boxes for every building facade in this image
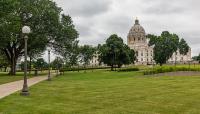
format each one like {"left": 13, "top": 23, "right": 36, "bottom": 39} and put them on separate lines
{"left": 127, "top": 18, "right": 191, "bottom": 65}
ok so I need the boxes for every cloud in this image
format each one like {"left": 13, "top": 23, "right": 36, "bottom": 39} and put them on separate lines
{"left": 52, "top": 0, "right": 200, "bottom": 58}
{"left": 142, "top": 0, "right": 186, "bottom": 15}
{"left": 54, "top": 0, "right": 112, "bottom": 17}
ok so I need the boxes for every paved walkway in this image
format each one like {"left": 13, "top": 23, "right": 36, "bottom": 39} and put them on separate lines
{"left": 0, "top": 74, "right": 56, "bottom": 99}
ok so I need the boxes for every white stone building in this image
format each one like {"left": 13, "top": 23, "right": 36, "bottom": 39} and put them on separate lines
{"left": 127, "top": 18, "right": 191, "bottom": 65}
{"left": 90, "top": 52, "right": 99, "bottom": 66}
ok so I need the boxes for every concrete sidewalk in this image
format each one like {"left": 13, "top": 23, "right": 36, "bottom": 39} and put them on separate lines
{"left": 0, "top": 74, "right": 55, "bottom": 99}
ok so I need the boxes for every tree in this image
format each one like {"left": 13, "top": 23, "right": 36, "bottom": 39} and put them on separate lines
{"left": 53, "top": 15, "right": 79, "bottom": 59}
{"left": 19, "top": 60, "right": 31, "bottom": 71}
{"left": 192, "top": 54, "right": 200, "bottom": 63}
{"left": 0, "top": 51, "right": 9, "bottom": 72}
{"left": 34, "top": 58, "right": 47, "bottom": 71}
{"left": 179, "top": 38, "right": 190, "bottom": 55}
{"left": 79, "top": 45, "right": 96, "bottom": 69}
{"left": 196, "top": 55, "right": 200, "bottom": 63}
{"left": 0, "top": 0, "right": 78, "bottom": 75}
{"left": 67, "top": 41, "right": 80, "bottom": 68}
{"left": 27, "top": 47, "right": 45, "bottom": 73}
{"left": 148, "top": 31, "right": 189, "bottom": 66}
{"left": 98, "top": 34, "right": 136, "bottom": 71}
{"left": 51, "top": 57, "right": 63, "bottom": 70}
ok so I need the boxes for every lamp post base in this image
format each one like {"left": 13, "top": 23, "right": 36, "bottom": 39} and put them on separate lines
{"left": 20, "top": 91, "right": 30, "bottom": 96}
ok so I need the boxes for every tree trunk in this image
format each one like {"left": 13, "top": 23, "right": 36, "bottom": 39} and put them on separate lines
{"left": 3, "top": 46, "right": 21, "bottom": 76}
{"left": 84, "top": 64, "right": 86, "bottom": 73}
{"left": 111, "top": 65, "right": 114, "bottom": 71}
{"left": 4, "top": 67, "right": 7, "bottom": 72}
{"left": 9, "top": 56, "right": 17, "bottom": 75}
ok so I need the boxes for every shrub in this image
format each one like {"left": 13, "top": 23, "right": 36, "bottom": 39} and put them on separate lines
{"left": 118, "top": 67, "right": 139, "bottom": 72}
{"left": 143, "top": 66, "right": 200, "bottom": 75}
{"left": 63, "top": 66, "right": 110, "bottom": 72}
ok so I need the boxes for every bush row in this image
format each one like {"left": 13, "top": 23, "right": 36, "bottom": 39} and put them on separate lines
{"left": 143, "top": 66, "right": 200, "bottom": 75}
{"left": 63, "top": 66, "right": 111, "bottom": 71}
{"left": 118, "top": 67, "right": 139, "bottom": 72}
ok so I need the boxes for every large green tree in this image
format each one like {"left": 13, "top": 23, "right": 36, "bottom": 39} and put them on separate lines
{"left": 0, "top": 0, "right": 78, "bottom": 75}
{"left": 148, "top": 31, "right": 190, "bottom": 66}
{"left": 98, "top": 34, "right": 136, "bottom": 71}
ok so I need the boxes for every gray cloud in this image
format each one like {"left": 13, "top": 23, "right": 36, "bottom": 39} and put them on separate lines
{"left": 142, "top": 0, "right": 186, "bottom": 15}
{"left": 52, "top": 0, "right": 200, "bottom": 57}
{"left": 54, "top": 0, "right": 112, "bottom": 17}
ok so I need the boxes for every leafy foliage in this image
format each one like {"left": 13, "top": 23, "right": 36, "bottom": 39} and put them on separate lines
{"left": 192, "top": 54, "right": 200, "bottom": 63}
{"left": 0, "top": 0, "right": 78, "bottom": 75}
{"left": 34, "top": 58, "right": 48, "bottom": 70}
{"left": 79, "top": 45, "right": 96, "bottom": 67}
{"left": 98, "top": 34, "right": 136, "bottom": 70}
{"left": 51, "top": 57, "right": 64, "bottom": 70}
{"left": 143, "top": 66, "right": 200, "bottom": 75}
{"left": 0, "top": 51, "right": 9, "bottom": 69}
{"left": 148, "top": 31, "right": 189, "bottom": 66}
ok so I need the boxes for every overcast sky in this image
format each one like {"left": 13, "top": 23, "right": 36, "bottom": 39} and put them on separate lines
{"left": 47, "top": 0, "right": 200, "bottom": 59}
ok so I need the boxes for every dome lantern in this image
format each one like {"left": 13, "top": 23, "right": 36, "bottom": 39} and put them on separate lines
{"left": 135, "top": 17, "right": 139, "bottom": 25}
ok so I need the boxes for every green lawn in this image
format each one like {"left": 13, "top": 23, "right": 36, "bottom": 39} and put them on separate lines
{"left": 1, "top": 70, "right": 200, "bottom": 114}
{"left": 0, "top": 71, "right": 48, "bottom": 85}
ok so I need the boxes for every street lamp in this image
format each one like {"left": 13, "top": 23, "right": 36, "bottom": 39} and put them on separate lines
{"left": 47, "top": 47, "right": 51, "bottom": 81}
{"left": 21, "top": 26, "right": 31, "bottom": 96}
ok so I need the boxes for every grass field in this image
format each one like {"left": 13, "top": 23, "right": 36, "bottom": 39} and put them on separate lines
{"left": 1, "top": 70, "right": 200, "bottom": 114}
{"left": 0, "top": 71, "right": 48, "bottom": 85}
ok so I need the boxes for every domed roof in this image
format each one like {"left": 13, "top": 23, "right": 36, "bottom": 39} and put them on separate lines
{"left": 128, "top": 18, "right": 146, "bottom": 44}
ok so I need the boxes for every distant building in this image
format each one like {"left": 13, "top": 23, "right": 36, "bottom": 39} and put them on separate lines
{"left": 90, "top": 52, "right": 99, "bottom": 66}
{"left": 127, "top": 18, "right": 191, "bottom": 65}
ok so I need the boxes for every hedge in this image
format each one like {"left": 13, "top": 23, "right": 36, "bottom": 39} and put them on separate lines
{"left": 118, "top": 67, "right": 139, "bottom": 72}
{"left": 143, "top": 66, "right": 200, "bottom": 75}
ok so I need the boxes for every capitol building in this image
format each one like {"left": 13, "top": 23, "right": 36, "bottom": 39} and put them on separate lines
{"left": 127, "top": 18, "right": 191, "bottom": 65}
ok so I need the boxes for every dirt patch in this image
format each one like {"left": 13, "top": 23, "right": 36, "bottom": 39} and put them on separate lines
{"left": 149, "top": 71, "right": 200, "bottom": 76}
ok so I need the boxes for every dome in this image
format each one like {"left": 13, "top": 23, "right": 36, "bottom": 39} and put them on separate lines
{"left": 127, "top": 19, "right": 146, "bottom": 44}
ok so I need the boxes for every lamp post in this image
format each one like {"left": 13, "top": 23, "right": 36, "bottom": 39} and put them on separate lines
{"left": 21, "top": 26, "right": 31, "bottom": 96}
{"left": 47, "top": 48, "right": 51, "bottom": 81}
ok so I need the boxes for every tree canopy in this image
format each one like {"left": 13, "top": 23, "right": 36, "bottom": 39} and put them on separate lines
{"left": 148, "top": 31, "right": 190, "bottom": 66}
{"left": 192, "top": 54, "right": 200, "bottom": 63}
{"left": 51, "top": 57, "right": 64, "bottom": 70}
{"left": 0, "top": 0, "right": 78, "bottom": 75}
{"left": 34, "top": 58, "right": 48, "bottom": 70}
{"left": 98, "top": 34, "right": 136, "bottom": 70}
{"left": 79, "top": 45, "right": 96, "bottom": 68}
